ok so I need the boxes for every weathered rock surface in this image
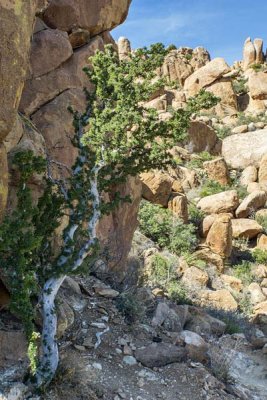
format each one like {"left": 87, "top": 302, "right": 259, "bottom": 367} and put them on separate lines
{"left": 240, "top": 166, "right": 258, "bottom": 186}
{"left": 152, "top": 302, "right": 188, "bottom": 332}
{"left": 203, "top": 157, "right": 229, "bottom": 185}
{"left": 235, "top": 191, "right": 266, "bottom": 218}
{"left": 168, "top": 194, "right": 188, "bottom": 222}
{"left": 200, "top": 289, "right": 238, "bottom": 311}
{"left": 140, "top": 171, "right": 173, "bottom": 207}
{"left": 174, "top": 330, "right": 209, "bottom": 363}
{"left": 42, "top": 0, "right": 131, "bottom": 36}
{"left": 243, "top": 37, "right": 256, "bottom": 70}
{"left": 187, "top": 121, "right": 218, "bottom": 154}
{"left": 222, "top": 129, "right": 267, "bottom": 169}
{"left": 248, "top": 71, "right": 267, "bottom": 100}
{"left": 0, "top": 331, "right": 27, "bottom": 366}
{"left": 0, "top": 1, "right": 38, "bottom": 141}
{"left": 259, "top": 154, "right": 267, "bottom": 183}
{"left": 135, "top": 343, "right": 187, "bottom": 367}
{"left": 184, "top": 58, "right": 230, "bottom": 96}
{"left": 206, "top": 213, "right": 232, "bottom": 258}
{"left": 197, "top": 190, "right": 239, "bottom": 214}
{"left": 231, "top": 218, "right": 263, "bottom": 239}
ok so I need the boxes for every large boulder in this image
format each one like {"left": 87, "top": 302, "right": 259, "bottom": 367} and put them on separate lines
{"left": 152, "top": 302, "right": 189, "bottom": 332}
{"left": 254, "top": 38, "right": 264, "bottom": 64}
{"left": 222, "top": 129, "right": 267, "bottom": 169}
{"left": 200, "top": 289, "right": 238, "bottom": 311}
{"left": 140, "top": 170, "right": 173, "bottom": 207}
{"left": 232, "top": 218, "right": 263, "bottom": 239}
{"left": 29, "top": 28, "right": 73, "bottom": 78}
{"left": 184, "top": 58, "right": 230, "bottom": 97}
{"left": 168, "top": 194, "right": 188, "bottom": 223}
{"left": 197, "top": 190, "right": 239, "bottom": 214}
{"left": 41, "top": 0, "right": 131, "bottom": 36}
{"left": 181, "top": 266, "right": 209, "bottom": 288}
{"left": 118, "top": 36, "right": 131, "bottom": 60}
{"left": 206, "top": 80, "right": 237, "bottom": 116}
{"left": 0, "top": 331, "right": 27, "bottom": 367}
{"left": 235, "top": 191, "right": 267, "bottom": 218}
{"left": 135, "top": 343, "right": 187, "bottom": 368}
{"left": 240, "top": 166, "right": 258, "bottom": 186}
{"left": 206, "top": 213, "right": 232, "bottom": 258}
{"left": 20, "top": 36, "right": 104, "bottom": 115}
{"left": 259, "top": 154, "right": 267, "bottom": 183}
{"left": 0, "top": 1, "right": 39, "bottom": 141}
{"left": 174, "top": 330, "right": 209, "bottom": 363}
{"left": 243, "top": 37, "right": 256, "bottom": 70}
{"left": 248, "top": 71, "right": 267, "bottom": 100}
{"left": 187, "top": 121, "right": 218, "bottom": 154}
{"left": 203, "top": 157, "right": 229, "bottom": 185}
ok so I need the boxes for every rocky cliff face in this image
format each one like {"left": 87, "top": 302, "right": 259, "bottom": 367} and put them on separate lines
{"left": 0, "top": 0, "right": 140, "bottom": 280}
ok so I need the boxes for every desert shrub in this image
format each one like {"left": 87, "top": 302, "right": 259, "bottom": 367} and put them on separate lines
{"left": 239, "top": 292, "right": 253, "bottom": 317}
{"left": 215, "top": 125, "right": 232, "bottom": 139}
{"left": 255, "top": 214, "right": 267, "bottom": 234}
{"left": 250, "top": 63, "right": 265, "bottom": 72}
{"left": 116, "top": 290, "right": 144, "bottom": 323}
{"left": 186, "top": 151, "right": 213, "bottom": 169}
{"left": 138, "top": 201, "right": 198, "bottom": 255}
{"left": 232, "top": 261, "right": 254, "bottom": 285}
{"left": 182, "top": 252, "right": 206, "bottom": 269}
{"left": 199, "top": 179, "right": 225, "bottom": 197}
{"left": 252, "top": 248, "right": 267, "bottom": 264}
{"left": 167, "top": 280, "right": 192, "bottom": 304}
{"left": 232, "top": 76, "right": 248, "bottom": 95}
{"left": 188, "top": 203, "right": 205, "bottom": 227}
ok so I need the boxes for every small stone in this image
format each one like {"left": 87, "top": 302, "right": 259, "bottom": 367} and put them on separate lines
{"left": 91, "top": 322, "right": 106, "bottom": 329}
{"left": 123, "top": 345, "right": 133, "bottom": 356}
{"left": 137, "top": 378, "right": 145, "bottom": 388}
{"left": 262, "top": 344, "right": 267, "bottom": 354}
{"left": 74, "top": 344, "right": 86, "bottom": 351}
{"left": 92, "top": 362, "right": 102, "bottom": 370}
{"left": 116, "top": 348, "right": 123, "bottom": 354}
{"left": 123, "top": 356, "right": 137, "bottom": 365}
{"left": 94, "top": 287, "right": 120, "bottom": 298}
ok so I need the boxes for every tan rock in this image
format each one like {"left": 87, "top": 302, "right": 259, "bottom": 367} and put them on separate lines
{"left": 247, "top": 182, "right": 267, "bottom": 194}
{"left": 181, "top": 266, "right": 209, "bottom": 288}
{"left": 42, "top": 0, "right": 131, "bottom": 36}
{"left": 249, "top": 71, "right": 267, "bottom": 100}
{"left": 168, "top": 194, "right": 188, "bottom": 223}
{"left": 197, "top": 190, "right": 239, "bottom": 214}
{"left": 20, "top": 36, "right": 104, "bottom": 116}
{"left": 261, "top": 278, "right": 267, "bottom": 287}
{"left": 243, "top": 37, "right": 256, "bottom": 70}
{"left": 248, "top": 283, "right": 266, "bottom": 305}
{"left": 145, "top": 95, "right": 167, "bottom": 112}
{"left": 184, "top": 58, "right": 230, "bottom": 96}
{"left": 118, "top": 36, "right": 131, "bottom": 60}
{"left": 140, "top": 171, "right": 173, "bottom": 207}
{"left": 221, "top": 274, "right": 243, "bottom": 292}
{"left": 257, "top": 234, "right": 267, "bottom": 250}
{"left": 203, "top": 157, "right": 229, "bottom": 185}
{"left": 206, "top": 214, "right": 232, "bottom": 258}
{"left": 259, "top": 154, "right": 267, "bottom": 183}
{"left": 193, "top": 248, "right": 224, "bottom": 273}
{"left": 235, "top": 191, "right": 266, "bottom": 218}
{"left": 232, "top": 125, "right": 248, "bottom": 134}
{"left": 94, "top": 287, "right": 119, "bottom": 298}
{"left": 252, "top": 264, "right": 267, "bottom": 280}
{"left": 4, "top": 115, "right": 24, "bottom": 153}
{"left": 201, "top": 214, "right": 217, "bottom": 237}
{"left": 240, "top": 166, "right": 258, "bottom": 186}
{"left": 200, "top": 289, "right": 238, "bottom": 311}
{"left": 255, "top": 208, "right": 267, "bottom": 219}
{"left": 174, "top": 330, "right": 209, "bottom": 363}
{"left": 253, "top": 301, "right": 267, "bottom": 324}
{"left": 57, "top": 301, "right": 74, "bottom": 337}
{"left": 0, "top": 1, "right": 38, "bottom": 140}
{"left": 168, "top": 166, "right": 198, "bottom": 192}
{"left": 206, "top": 80, "right": 237, "bottom": 116}
{"left": 254, "top": 38, "right": 264, "bottom": 64}
{"left": 29, "top": 29, "right": 73, "bottom": 78}
{"left": 232, "top": 218, "right": 263, "bottom": 239}
{"left": 222, "top": 129, "right": 267, "bottom": 169}
{"left": 187, "top": 121, "right": 218, "bottom": 154}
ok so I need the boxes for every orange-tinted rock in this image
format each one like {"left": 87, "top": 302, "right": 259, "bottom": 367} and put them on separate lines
{"left": 140, "top": 171, "right": 173, "bottom": 207}
{"left": 206, "top": 214, "right": 232, "bottom": 258}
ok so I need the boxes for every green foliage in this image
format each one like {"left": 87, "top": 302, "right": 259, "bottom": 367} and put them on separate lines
{"left": 188, "top": 203, "right": 205, "bottom": 227}
{"left": 255, "top": 214, "right": 267, "bottom": 234}
{"left": 223, "top": 317, "right": 243, "bottom": 334}
{"left": 149, "top": 254, "right": 191, "bottom": 304}
{"left": 183, "top": 252, "right": 206, "bottom": 269}
{"left": 215, "top": 125, "right": 232, "bottom": 139}
{"left": 186, "top": 151, "right": 214, "bottom": 169}
{"left": 232, "top": 76, "right": 248, "bottom": 95}
{"left": 82, "top": 45, "right": 218, "bottom": 181}
{"left": 252, "top": 248, "right": 267, "bottom": 264}
{"left": 0, "top": 151, "right": 63, "bottom": 371}
{"left": 138, "top": 201, "right": 198, "bottom": 255}
{"left": 199, "top": 179, "right": 226, "bottom": 197}
{"left": 116, "top": 291, "right": 144, "bottom": 323}
{"left": 232, "top": 261, "right": 254, "bottom": 285}
{"left": 250, "top": 63, "right": 265, "bottom": 72}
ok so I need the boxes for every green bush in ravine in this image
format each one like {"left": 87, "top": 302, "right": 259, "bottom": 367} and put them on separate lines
{"left": 138, "top": 200, "right": 198, "bottom": 255}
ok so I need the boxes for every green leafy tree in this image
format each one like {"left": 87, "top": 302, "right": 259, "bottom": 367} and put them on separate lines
{"left": 0, "top": 44, "right": 218, "bottom": 388}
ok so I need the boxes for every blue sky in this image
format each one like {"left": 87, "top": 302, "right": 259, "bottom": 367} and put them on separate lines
{"left": 113, "top": 0, "right": 267, "bottom": 65}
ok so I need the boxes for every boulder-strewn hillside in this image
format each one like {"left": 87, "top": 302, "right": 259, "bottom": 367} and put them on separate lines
{"left": 1, "top": 2, "right": 267, "bottom": 398}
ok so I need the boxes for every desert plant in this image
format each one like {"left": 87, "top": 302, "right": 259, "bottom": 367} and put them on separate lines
{"left": 215, "top": 125, "right": 232, "bottom": 139}
{"left": 188, "top": 203, "right": 206, "bottom": 227}
{"left": 255, "top": 214, "right": 267, "bottom": 234}
{"left": 0, "top": 44, "right": 218, "bottom": 388}
{"left": 186, "top": 151, "right": 214, "bottom": 169}
{"left": 232, "top": 76, "right": 248, "bottom": 95}
{"left": 232, "top": 261, "right": 254, "bottom": 285}
{"left": 138, "top": 201, "right": 199, "bottom": 256}
{"left": 116, "top": 290, "right": 144, "bottom": 323}
{"left": 199, "top": 179, "right": 226, "bottom": 197}
{"left": 252, "top": 248, "right": 267, "bottom": 264}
